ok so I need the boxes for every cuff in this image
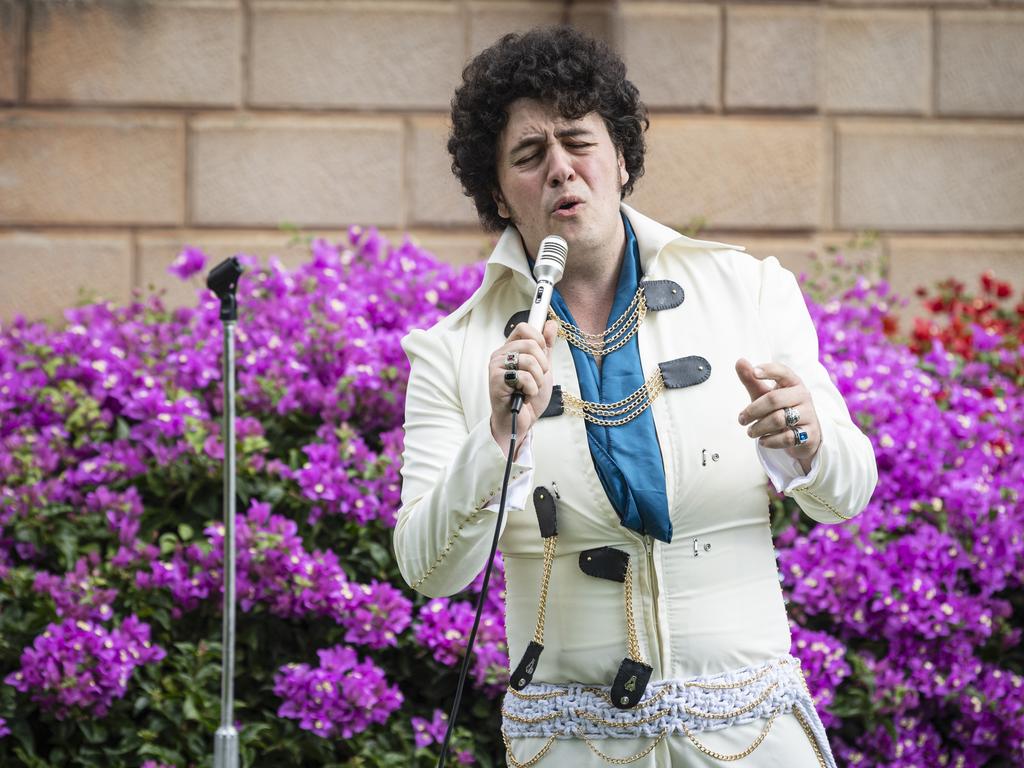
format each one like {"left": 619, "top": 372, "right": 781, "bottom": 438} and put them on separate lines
{"left": 485, "top": 432, "right": 535, "bottom": 512}
{"left": 756, "top": 426, "right": 824, "bottom": 495}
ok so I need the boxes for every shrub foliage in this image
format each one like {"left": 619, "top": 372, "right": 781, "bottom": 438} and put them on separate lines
{"left": 0, "top": 232, "right": 1021, "bottom": 767}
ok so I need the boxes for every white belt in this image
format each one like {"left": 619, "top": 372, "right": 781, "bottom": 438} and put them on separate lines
{"left": 501, "top": 654, "right": 836, "bottom": 767}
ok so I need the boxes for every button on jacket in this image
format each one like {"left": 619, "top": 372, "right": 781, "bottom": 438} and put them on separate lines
{"left": 395, "top": 204, "right": 877, "bottom": 765}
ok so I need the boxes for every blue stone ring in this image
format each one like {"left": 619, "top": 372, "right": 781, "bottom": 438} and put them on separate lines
{"left": 791, "top": 426, "right": 809, "bottom": 446}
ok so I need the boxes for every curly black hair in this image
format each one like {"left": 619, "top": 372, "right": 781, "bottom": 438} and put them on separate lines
{"left": 448, "top": 26, "right": 649, "bottom": 232}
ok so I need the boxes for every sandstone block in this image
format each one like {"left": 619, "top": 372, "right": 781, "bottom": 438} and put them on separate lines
{"left": 837, "top": 122, "right": 1024, "bottom": 231}
{"left": 137, "top": 229, "right": 331, "bottom": 309}
{"left": 408, "top": 116, "right": 479, "bottom": 227}
{"left": 0, "top": 0, "right": 24, "bottom": 102}
{"left": 886, "top": 236, "right": 1024, "bottom": 328}
{"left": 138, "top": 226, "right": 490, "bottom": 310}
{"left": 250, "top": 1, "right": 463, "bottom": 109}
{"left": 705, "top": 231, "right": 886, "bottom": 288}
{"left": 0, "top": 111, "right": 185, "bottom": 225}
{"left": 28, "top": 0, "right": 241, "bottom": 106}
{"left": 569, "top": 1, "right": 615, "bottom": 45}
{"left": 938, "top": 10, "right": 1024, "bottom": 116}
{"left": 726, "top": 5, "right": 819, "bottom": 110}
{"left": 619, "top": 4, "right": 719, "bottom": 109}
{"left": 829, "top": 0, "right": 985, "bottom": 5}
{"left": 468, "top": 1, "right": 564, "bottom": 56}
{"left": 823, "top": 9, "right": 930, "bottom": 114}
{"left": 405, "top": 229, "right": 495, "bottom": 266}
{"left": 0, "top": 230, "right": 132, "bottom": 322}
{"left": 189, "top": 114, "right": 404, "bottom": 228}
{"left": 629, "top": 116, "right": 826, "bottom": 230}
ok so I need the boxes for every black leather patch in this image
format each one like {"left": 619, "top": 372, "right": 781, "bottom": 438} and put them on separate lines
{"left": 579, "top": 547, "right": 629, "bottom": 583}
{"left": 534, "top": 487, "right": 557, "bottom": 538}
{"left": 659, "top": 356, "right": 711, "bottom": 389}
{"left": 504, "top": 310, "right": 531, "bottom": 338}
{"left": 642, "top": 280, "right": 684, "bottom": 311}
{"left": 610, "top": 658, "right": 653, "bottom": 710}
{"left": 539, "top": 386, "right": 563, "bottom": 418}
{"left": 509, "top": 641, "right": 544, "bottom": 690}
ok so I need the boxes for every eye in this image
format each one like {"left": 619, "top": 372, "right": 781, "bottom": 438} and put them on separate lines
{"left": 513, "top": 153, "right": 538, "bottom": 167}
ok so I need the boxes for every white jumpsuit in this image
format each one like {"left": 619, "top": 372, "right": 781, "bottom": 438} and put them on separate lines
{"left": 395, "top": 205, "right": 878, "bottom": 766}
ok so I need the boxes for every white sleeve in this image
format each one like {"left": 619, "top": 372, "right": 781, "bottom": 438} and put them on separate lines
{"left": 757, "top": 256, "right": 878, "bottom": 523}
{"left": 393, "top": 327, "right": 533, "bottom": 598}
{"left": 756, "top": 439, "right": 822, "bottom": 495}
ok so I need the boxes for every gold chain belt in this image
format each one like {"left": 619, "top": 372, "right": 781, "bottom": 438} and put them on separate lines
{"left": 502, "top": 655, "right": 836, "bottom": 767}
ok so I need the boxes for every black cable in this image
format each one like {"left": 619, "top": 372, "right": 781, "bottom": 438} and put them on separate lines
{"left": 436, "top": 408, "right": 519, "bottom": 768}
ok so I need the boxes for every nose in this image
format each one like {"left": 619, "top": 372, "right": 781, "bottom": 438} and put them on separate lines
{"left": 546, "top": 145, "right": 575, "bottom": 187}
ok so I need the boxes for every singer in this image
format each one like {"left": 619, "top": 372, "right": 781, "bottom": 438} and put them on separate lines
{"left": 394, "top": 26, "right": 877, "bottom": 767}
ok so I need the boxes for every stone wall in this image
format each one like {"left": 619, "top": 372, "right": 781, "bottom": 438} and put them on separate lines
{"left": 1, "top": 0, "right": 1022, "bottom": 323}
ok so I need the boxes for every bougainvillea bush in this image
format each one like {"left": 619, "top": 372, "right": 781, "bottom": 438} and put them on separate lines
{"left": 0, "top": 230, "right": 1022, "bottom": 767}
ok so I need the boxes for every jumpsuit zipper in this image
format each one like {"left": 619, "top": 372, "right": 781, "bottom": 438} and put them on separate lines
{"left": 641, "top": 534, "right": 663, "bottom": 666}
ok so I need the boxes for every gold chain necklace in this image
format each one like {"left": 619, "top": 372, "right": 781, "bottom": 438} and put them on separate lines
{"left": 560, "top": 368, "right": 666, "bottom": 427}
{"left": 549, "top": 286, "right": 647, "bottom": 357}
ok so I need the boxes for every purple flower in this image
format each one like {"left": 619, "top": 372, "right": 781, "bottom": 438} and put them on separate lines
{"left": 4, "top": 616, "right": 165, "bottom": 718}
{"left": 168, "top": 247, "right": 207, "bottom": 280}
{"left": 33, "top": 554, "right": 118, "bottom": 622}
{"left": 414, "top": 594, "right": 508, "bottom": 696}
{"left": 411, "top": 708, "right": 449, "bottom": 748}
{"left": 273, "top": 645, "right": 402, "bottom": 739}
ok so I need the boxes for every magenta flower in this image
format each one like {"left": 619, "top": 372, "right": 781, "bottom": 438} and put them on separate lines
{"left": 411, "top": 708, "right": 450, "bottom": 748}
{"left": 168, "top": 246, "right": 207, "bottom": 280}
{"left": 4, "top": 616, "right": 165, "bottom": 718}
{"left": 273, "top": 645, "right": 402, "bottom": 739}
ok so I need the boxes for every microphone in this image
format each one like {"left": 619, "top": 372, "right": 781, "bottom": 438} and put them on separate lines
{"left": 511, "top": 235, "right": 568, "bottom": 414}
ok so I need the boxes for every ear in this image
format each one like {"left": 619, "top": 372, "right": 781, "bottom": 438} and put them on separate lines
{"left": 493, "top": 189, "right": 510, "bottom": 220}
{"left": 618, "top": 153, "right": 628, "bottom": 188}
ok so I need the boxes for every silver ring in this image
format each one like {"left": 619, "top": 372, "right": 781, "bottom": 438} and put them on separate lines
{"left": 791, "top": 426, "right": 809, "bottom": 445}
{"left": 504, "top": 370, "right": 520, "bottom": 388}
{"left": 784, "top": 406, "right": 800, "bottom": 427}
{"left": 504, "top": 352, "right": 519, "bottom": 371}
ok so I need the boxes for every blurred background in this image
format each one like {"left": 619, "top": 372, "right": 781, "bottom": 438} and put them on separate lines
{"left": 1, "top": 0, "right": 1022, "bottom": 324}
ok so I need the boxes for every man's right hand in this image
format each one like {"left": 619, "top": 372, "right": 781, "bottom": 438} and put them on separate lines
{"left": 488, "top": 319, "right": 558, "bottom": 457}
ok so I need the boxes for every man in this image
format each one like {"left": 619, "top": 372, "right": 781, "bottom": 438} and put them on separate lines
{"left": 395, "top": 26, "right": 876, "bottom": 766}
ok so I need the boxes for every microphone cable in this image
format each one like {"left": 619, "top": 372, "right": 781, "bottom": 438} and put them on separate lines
{"left": 436, "top": 404, "right": 520, "bottom": 768}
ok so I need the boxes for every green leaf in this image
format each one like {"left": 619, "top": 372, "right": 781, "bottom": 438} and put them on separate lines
{"left": 159, "top": 532, "right": 179, "bottom": 556}
{"left": 13, "top": 746, "right": 50, "bottom": 768}
{"left": 78, "top": 719, "right": 108, "bottom": 744}
{"left": 183, "top": 694, "right": 201, "bottom": 722}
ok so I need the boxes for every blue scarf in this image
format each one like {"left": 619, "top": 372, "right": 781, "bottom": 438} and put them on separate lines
{"left": 547, "top": 216, "right": 671, "bottom": 542}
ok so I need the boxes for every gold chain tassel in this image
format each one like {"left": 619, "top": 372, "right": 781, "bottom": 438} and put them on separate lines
{"left": 534, "top": 535, "right": 557, "bottom": 645}
{"left": 551, "top": 289, "right": 647, "bottom": 358}
{"left": 623, "top": 559, "right": 644, "bottom": 664}
{"left": 561, "top": 369, "right": 666, "bottom": 427}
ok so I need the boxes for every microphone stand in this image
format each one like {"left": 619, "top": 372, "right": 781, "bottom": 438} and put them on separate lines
{"left": 207, "top": 257, "right": 245, "bottom": 768}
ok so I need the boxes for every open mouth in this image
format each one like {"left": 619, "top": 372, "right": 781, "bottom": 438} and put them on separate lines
{"left": 553, "top": 198, "right": 583, "bottom": 215}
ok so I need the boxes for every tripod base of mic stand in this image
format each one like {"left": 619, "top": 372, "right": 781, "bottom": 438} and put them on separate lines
{"left": 214, "top": 726, "right": 239, "bottom": 768}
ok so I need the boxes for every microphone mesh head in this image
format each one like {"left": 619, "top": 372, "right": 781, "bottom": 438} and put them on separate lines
{"left": 534, "top": 235, "right": 567, "bottom": 284}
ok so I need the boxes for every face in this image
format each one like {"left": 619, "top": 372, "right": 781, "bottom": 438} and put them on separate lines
{"left": 493, "top": 98, "right": 629, "bottom": 261}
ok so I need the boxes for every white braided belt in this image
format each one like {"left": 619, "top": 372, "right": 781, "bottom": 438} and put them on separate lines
{"left": 502, "top": 654, "right": 818, "bottom": 741}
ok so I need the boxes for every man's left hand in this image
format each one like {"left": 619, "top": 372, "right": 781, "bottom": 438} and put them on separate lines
{"left": 735, "top": 358, "right": 821, "bottom": 474}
